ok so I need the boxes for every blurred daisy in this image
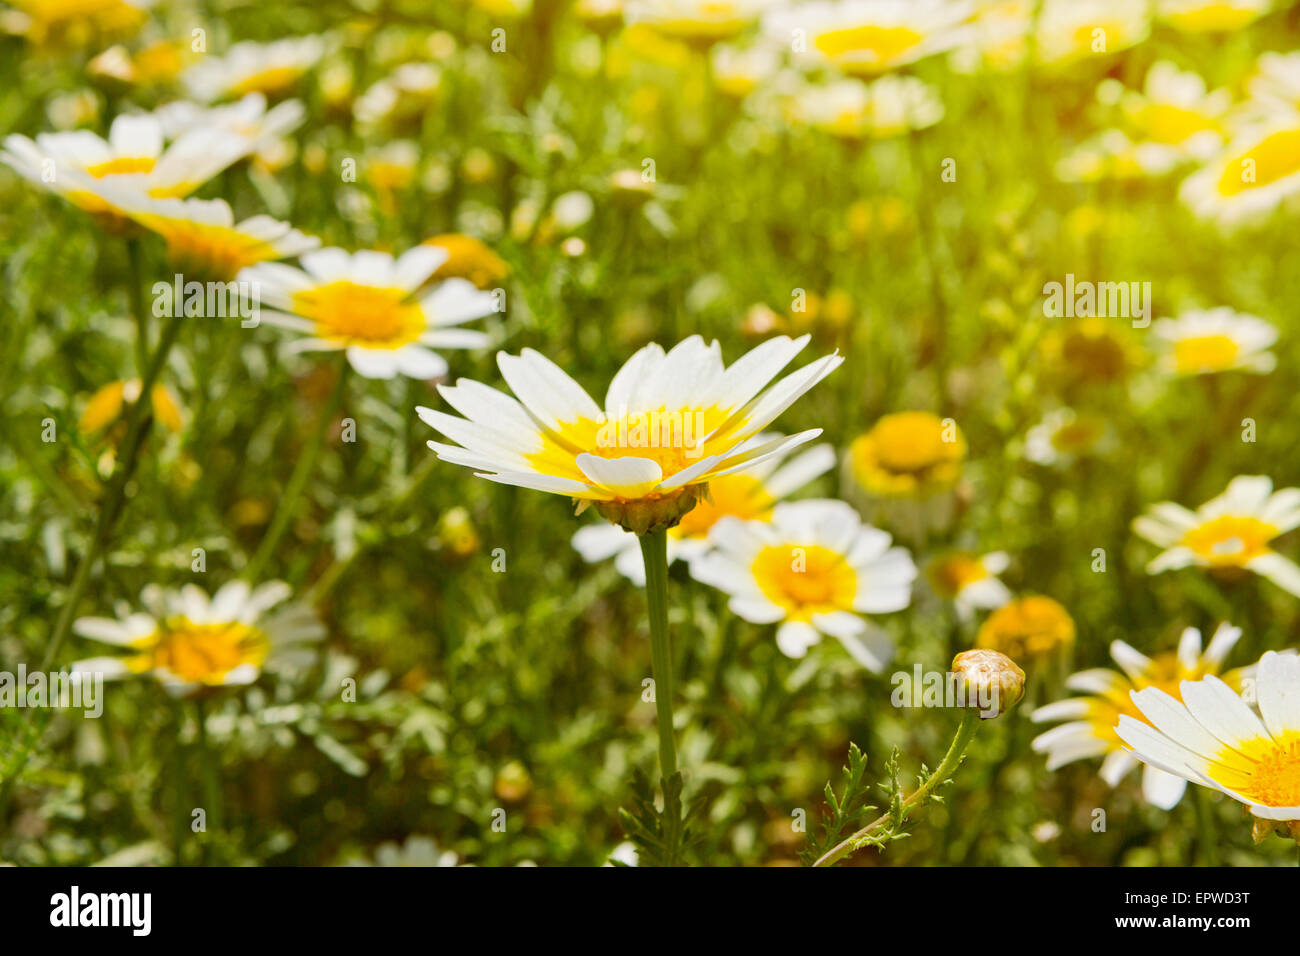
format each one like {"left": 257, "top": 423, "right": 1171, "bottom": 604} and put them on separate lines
{"left": 183, "top": 36, "right": 326, "bottom": 102}
{"left": 975, "top": 595, "right": 1075, "bottom": 662}
{"left": 71, "top": 581, "right": 323, "bottom": 697}
{"left": 1041, "top": 318, "right": 1145, "bottom": 388}
{"left": 240, "top": 246, "right": 495, "bottom": 380}
{"left": 1151, "top": 307, "right": 1277, "bottom": 376}
{"left": 149, "top": 93, "right": 305, "bottom": 149}
{"left": 417, "top": 335, "right": 843, "bottom": 534}
{"left": 1, "top": 114, "right": 255, "bottom": 227}
{"left": 354, "top": 63, "right": 443, "bottom": 128}
{"left": 1095, "top": 61, "right": 1230, "bottom": 173}
{"left": 1118, "top": 650, "right": 1300, "bottom": 821}
{"left": 1032, "top": 623, "right": 1249, "bottom": 809}
{"left": 1055, "top": 130, "right": 1161, "bottom": 182}
{"left": 1181, "top": 114, "right": 1300, "bottom": 226}
{"left": 572, "top": 439, "right": 836, "bottom": 584}
{"left": 1156, "top": 0, "right": 1272, "bottom": 33}
{"left": 786, "top": 75, "right": 943, "bottom": 140}
{"left": 1034, "top": 0, "right": 1151, "bottom": 67}
{"left": 79, "top": 379, "right": 184, "bottom": 435}
{"left": 421, "top": 234, "right": 510, "bottom": 290}
{"left": 925, "top": 551, "right": 1012, "bottom": 621}
{"left": 711, "top": 43, "right": 782, "bottom": 99}
{"left": 950, "top": 0, "right": 1034, "bottom": 74}
{"left": 848, "top": 411, "right": 964, "bottom": 498}
{"left": 627, "top": 0, "right": 769, "bottom": 46}
{"left": 1023, "top": 407, "right": 1111, "bottom": 467}
{"left": 766, "top": 0, "right": 970, "bottom": 76}
{"left": 3, "top": 0, "right": 149, "bottom": 48}
{"left": 691, "top": 499, "right": 917, "bottom": 671}
{"left": 351, "top": 836, "right": 459, "bottom": 867}
{"left": 116, "top": 195, "right": 318, "bottom": 280}
{"left": 1242, "top": 52, "right": 1300, "bottom": 120}
{"left": 1134, "top": 476, "right": 1300, "bottom": 597}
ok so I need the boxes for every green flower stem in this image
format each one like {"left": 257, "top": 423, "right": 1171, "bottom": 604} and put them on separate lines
{"left": 243, "top": 361, "right": 348, "bottom": 584}
{"left": 0, "top": 303, "right": 184, "bottom": 815}
{"left": 127, "top": 237, "right": 149, "bottom": 375}
{"left": 195, "top": 699, "right": 222, "bottom": 863}
{"left": 638, "top": 529, "right": 677, "bottom": 780}
{"left": 813, "top": 709, "right": 982, "bottom": 868}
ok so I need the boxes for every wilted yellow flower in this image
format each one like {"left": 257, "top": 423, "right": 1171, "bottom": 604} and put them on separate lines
{"left": 976, "top": 596, "right": 1076, "bottom": 661}
{"left": 849, "top": 411, "right": 965, "bottom": 497}
{"left": 1041, "top": 318, "right": 1144, "bottom": 388}
{"left": 80, "top": 379, "right": 184, "bottom": 435}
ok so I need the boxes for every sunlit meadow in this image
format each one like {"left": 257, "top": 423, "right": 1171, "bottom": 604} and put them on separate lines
{"left": 3, "top": 0, "right": 1300, "bottom": 867}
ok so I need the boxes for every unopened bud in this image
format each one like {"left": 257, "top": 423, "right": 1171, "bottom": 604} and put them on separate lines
{"left": 951, "top": 649, "right": 1025, "bottom": 719}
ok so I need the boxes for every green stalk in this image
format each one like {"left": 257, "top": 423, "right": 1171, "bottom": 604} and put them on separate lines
{"left": 813, "top": 709, "right": 981, "bottom": 867}
{"left": 127, "top": 238, "right": 149, "bottom": 374}
{"left": 244, "top": 361, "right": 349, "bottom": 583}
{"left": 0, "top": 288, "right": 184, "bottom": 815}
{"left": 195, "top": 698, "right": 222, "bottom": 864}
{"left": 638, "top": 530, "right": 677, "bottom": 780}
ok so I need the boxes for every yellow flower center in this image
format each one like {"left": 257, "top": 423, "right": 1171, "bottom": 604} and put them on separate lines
{"left": 814, "top": 24, "right": 924, "bottom": 67}
{"left": 926, "top": 554, "right": 988, "bottom": 598}
{"left": 293, "top": 282, "right": 426, "bottom": 348}
{"left": 1216, "top": 127, "right": 1300, "bottom": 197}
{"left": 673, "top": 473, "right": 770, "bottom": 539}
{"left": 157, "top": 222, "right": 280, "bottom": 279}
{"left": 85, "top": 155, "right": 156, "bottom": 178}
{"left": 1181, "top": 514, "right": 1278, "bottom": 565}
{"left": 133, "top": 618, "right": 268, "bottom": 685}
{"left": 230, "top": 65, "right": 305, "bottom": 97}
{"left": 1164, "top": 4, "right": 1263, "bottom": 32}
{"left": 752, "top": 543, "right": 858, "bottom": 618}
{"left": 1135, "top": 103, "right": 1217, "bottom": 145}
{"left": 1209, "top": 733, "right": 1300, "bottom": 807}
{"left": 1172, "top": 333, "right": 1240, "bottom": 373}
{"left": 976, "top": 596, "right": 1075, "bottom": 660}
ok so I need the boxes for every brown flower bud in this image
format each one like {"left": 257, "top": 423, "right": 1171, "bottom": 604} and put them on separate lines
{"left": 951, "top": 649, "right": 1026, "bottom": 719}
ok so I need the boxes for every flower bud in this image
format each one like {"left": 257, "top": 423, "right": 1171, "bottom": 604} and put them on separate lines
{"left": 951, "top": 649, "right": 1026, "bottom": 719}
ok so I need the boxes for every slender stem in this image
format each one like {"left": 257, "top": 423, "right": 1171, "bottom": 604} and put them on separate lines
{"left": 0, "top": 307, "right": 185, "bottom": 815}
{"left": 813, "top": 709, "right": 981, "bottom": 868}
{"left": 195, "top": 699, "right": 221, "bottom": 863}
{"left": 638, "top": 530, "right": 677, "bottom": 780}
{"left": 127, "top": 238, "right": 149, "bottom": 375}
{"left": 244, "top": 361, "right": 348, "bottom": 583}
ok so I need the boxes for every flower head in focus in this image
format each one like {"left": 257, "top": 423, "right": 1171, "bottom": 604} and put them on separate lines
{"left": 417, "top": 335, "right": 843, "bottom": 533}
{"left": 691, "top": 499, "right": 916, "bottom": 671}
{"left": 952, "top": 648, "right": 1026, "bottom": 718}
{"left": 1118, "top": 650, "right": 1300, "bottom": 822}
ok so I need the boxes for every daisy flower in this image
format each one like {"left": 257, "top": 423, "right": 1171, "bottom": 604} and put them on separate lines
{"left": 1098, "top": 61, "right": 1230, "bottom": 172}
{"left": 113, "top": 195, "right": 319, "bottom": 280}
{"left": 848, "top": 411, "right": 964, "bottom": 498}
{"left": 1181, "top": 113, "right": 1300, "bottom": 226}
{"left": 975, "top": 595, "right": 1076, "bottom": 662}
{"left": 421, "top": 234, "right": 510, "bottom": 290}
{"left": 690, "top": 499, "right": 916, "bottom": 671}
{"left": 949, "top": 0, "right": 1035, "bottom": 74}
{"left": 626, "top": 0, "right": 770, "bottom": 46}
{"left": 416, "top": 335, "right": 843, "bottom": 534}
{"left": 182, "top": 36, "right": 327, "bottom": 102}
{"left": 1, "top": 113, "right": 256, "bottom": 228}
{"left": 1241, "top": 52, "right": 1300, "bottom": 121}
{"left": 786, "top": 75, "right": 944, "bottom": 140}
{"left": 1151, "top": 307, "right": 1278, "bottom": 377}
{"left": 1041, "top": 317, "right": 1145, "bottom": 388}
{"left": 1133, "top": 476, "right": 1300, "bottom": 597}
{"left": 1156, "top": 0, "right": 1273, "bottom": 33}
{"left": 1118, "top": 650, "right": 1300, "bottom": 822}
{"left": 149, "top": 93, "right": 305, "bottom": 149}
{"left": 765, "top": 0, "right": 971, "bottom": 76}
{"left": 1033, "top": 0, "right": 1151, "bottom": 67}
{"left": 238, "top": 246, "right": 497, "bottom": 380}
{"left": 572, "top": 437, "right": 836, "bottom": 584}
{"left": 711, "top": 43, "right": 782, "bottom": 99}
{"left": 924, "top": 551, "right": 1012, "bottom": 621}
{"left": 1033, "top": 623, "right": 1250, "bottom": 809}
{"left": 71, "top": 581, "right": 323, "bottom": 697}
{"left": 1023, "top": 407, "right": 1111, "bottom": 467}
